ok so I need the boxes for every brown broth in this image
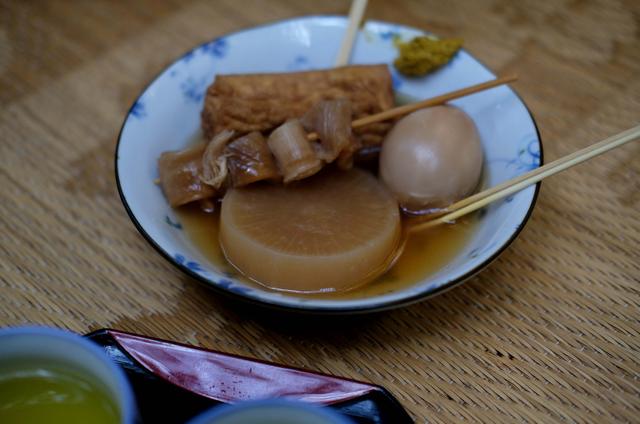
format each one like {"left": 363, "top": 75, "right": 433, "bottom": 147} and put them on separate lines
{"left": 175, "top": 205, "right": 477, "bottom": 299}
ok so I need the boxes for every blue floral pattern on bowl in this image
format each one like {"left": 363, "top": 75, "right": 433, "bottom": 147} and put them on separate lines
{"left": 287, "top": 55, "right": 313, "bottom": 71}
{"left": 217, "top": 279, "right": 254, "bottom": 296}
{"left": 165, "top": 215, "right": 182, "bottom": 230}
{"left": 492, "top": 135, "right": 541, "bottom": 173}
{"left": 200, "top": 38, "right": 228, "bottom": 58}
{"left": 174, "top": 254, "right": 204, "bottom": 273}
{"left": 181, "top": 77, "right": 209, "bottom": 103}
{"left": 490, "top": 135, "right": 541, "bottom": 203}
{"left": 130, "top": 100, "right": 146, "bottom": 119}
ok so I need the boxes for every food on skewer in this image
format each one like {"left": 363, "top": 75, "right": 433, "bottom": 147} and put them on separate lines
{"left": 224, "top": 132, "right": 280, "bottom": 187}
{"left": 201, "top": 65, "right": 394, "bottom": 145}
{"left": 380, "top": 106, "right": 484, "bottom": 213}
{"left": 300, "top": 98, "right": 358, "bottom": 165}
{"left": 201, "top": 130, "right": 236, "bottom": 189}
{"left": 158, "top": 98, "right": 362, "bottom": 202}
{"left": 267, "top": 119, "right": 323, "bottom": 183}
{"left": 158, "top": 144, "right": 216, "bottom": 207}
{"left": 158, "top": 75, "right": 511, "bottom": 210}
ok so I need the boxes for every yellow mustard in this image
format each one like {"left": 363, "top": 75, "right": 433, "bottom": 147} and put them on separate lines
{"left": 394, "top": 36, "right": 463, "bottom": 77}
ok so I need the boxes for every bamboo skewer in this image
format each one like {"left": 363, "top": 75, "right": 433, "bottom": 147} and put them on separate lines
{"left": 335, "top": 0, "right": 368, "bottom": 67}
{"left": 356, "top": 75, "right": 517, "bottom": 128}
{"left": 306, "top": 74, "right": 518, "bottom": 141}
{"left": 436, "top": 124, "right": 640, "bottom": 217}
{"left": 409, "top": 124, "right": 640, "bottom": 232}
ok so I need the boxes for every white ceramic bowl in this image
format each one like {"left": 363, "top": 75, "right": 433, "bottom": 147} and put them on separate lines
{"left": 116, "top": 16, "right": 542, "bottom": 313}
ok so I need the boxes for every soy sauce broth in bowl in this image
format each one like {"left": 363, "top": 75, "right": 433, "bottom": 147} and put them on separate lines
{"left": 175, "top": 198, "right": 479, "bottom": 301}
{"left": 116, "top": 16, "right": 541, "bottom": 313}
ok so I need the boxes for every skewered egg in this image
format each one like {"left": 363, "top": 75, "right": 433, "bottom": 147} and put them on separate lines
{"left": 379, "top": 106, "right": 483, "bottom": 212}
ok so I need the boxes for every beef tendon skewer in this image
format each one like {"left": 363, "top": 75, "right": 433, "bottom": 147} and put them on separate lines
{"left": 158, "top": 75, "right": 517, "bottom": 208}
{"left": 225, "top": 132, "right": 281, "bottom": 187}
{"left": 158, "top": 144, "right": 216, "bottom": 207}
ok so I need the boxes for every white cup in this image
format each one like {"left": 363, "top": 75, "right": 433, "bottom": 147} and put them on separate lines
{"left": 188, "top": 399, "right": 354, "bottom": 424}
{"left": 0, "top": 326, "right": 136, "bottom": 423}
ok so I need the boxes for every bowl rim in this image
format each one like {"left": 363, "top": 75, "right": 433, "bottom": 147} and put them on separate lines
{"left": 115, "top": 15, "right": 543, "bottom": 314}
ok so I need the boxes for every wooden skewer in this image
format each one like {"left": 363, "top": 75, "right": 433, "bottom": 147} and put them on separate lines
{"left": 409, "top": 124, "right": 640, "bottom": 232}
{"left": 335, "top": 0, "right": 368, "bottom": 67}
{"left": 435, "top": 124, "right": 640, "bottom": 218}
{"left": 306, "top": 74, "right": 518, "bottom": 141}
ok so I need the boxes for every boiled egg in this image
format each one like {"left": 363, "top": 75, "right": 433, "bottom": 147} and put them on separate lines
{"left": 379, "top": 106, "right": 483, "bottom": 212}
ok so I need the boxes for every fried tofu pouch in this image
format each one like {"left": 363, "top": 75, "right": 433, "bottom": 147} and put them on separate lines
{"left": 201, "top": 64, "right": 394, "bottom": 146}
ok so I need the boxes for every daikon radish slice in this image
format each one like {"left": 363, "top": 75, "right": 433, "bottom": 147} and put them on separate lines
{"left": 219, "top": 169, "right": 401, "bottom": 292}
